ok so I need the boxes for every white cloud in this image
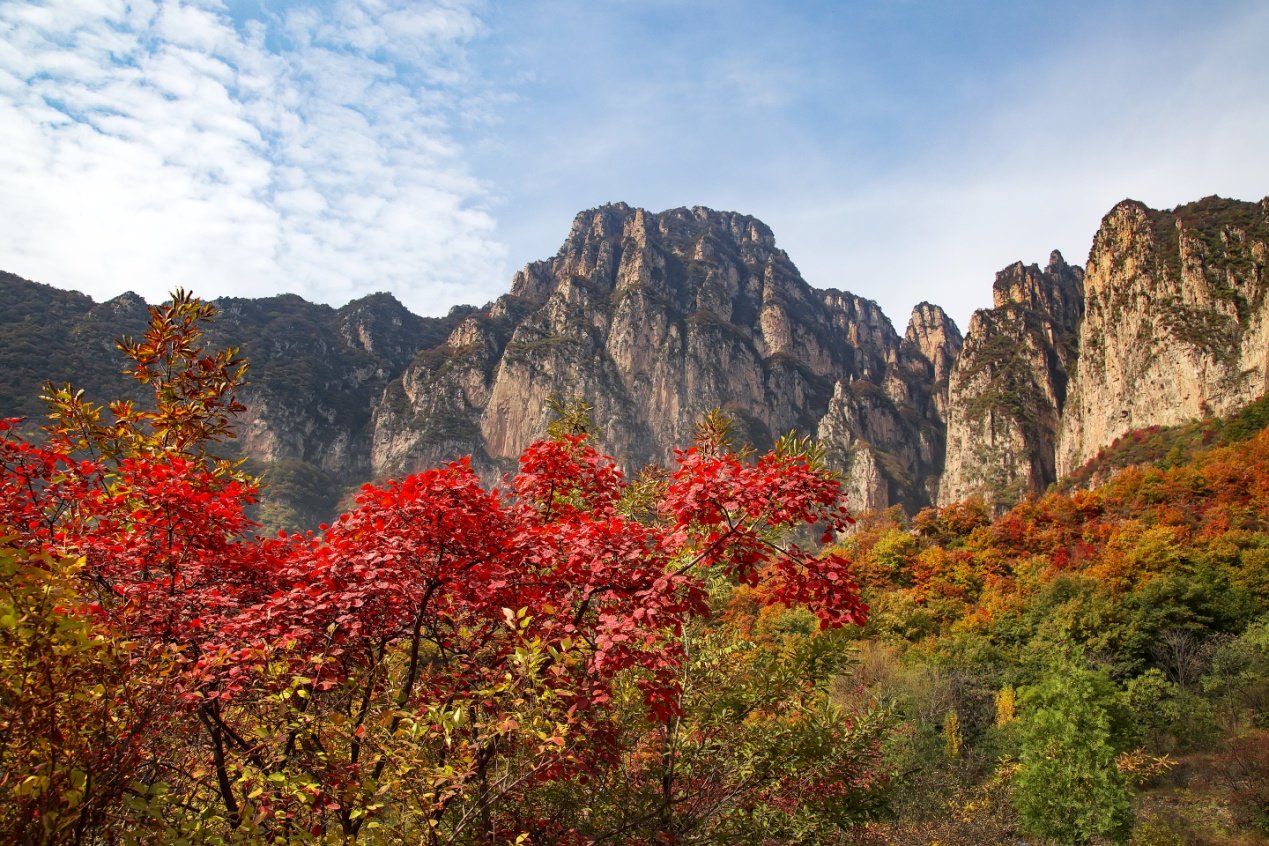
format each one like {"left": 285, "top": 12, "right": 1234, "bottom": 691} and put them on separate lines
{"left": 6, "top": 0, "right": 1268, "bottom": 338}
{"left": 0, "top": 0, "right": 506, "bottom": 315}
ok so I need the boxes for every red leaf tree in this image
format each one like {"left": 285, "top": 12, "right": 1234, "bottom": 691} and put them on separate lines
{"left": 0, "top": 294, "right": 874, "bottom": 844}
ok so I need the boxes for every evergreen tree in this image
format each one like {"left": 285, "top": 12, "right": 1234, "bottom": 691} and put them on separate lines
{"left": 1014, "top": 659, "right": 1133, "bottom": 845}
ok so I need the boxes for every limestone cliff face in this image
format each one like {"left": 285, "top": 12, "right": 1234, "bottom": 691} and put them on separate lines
{"left": 191, "top": 293, "right": 459, "bottom": 527}
{"left": 7, "top": 194, "right": 1268, "bottom": 529}
{"left": 369, "top": 204, "right": 954, "bottom": 514}
{"left": 370, "top": 311, "right": 508, "bottom": 475}
{"left": 208, "top": 294, "right": 427, "bottom": 475}
{"left": 1056, "top": 196, "right": 1269, "bottom": 476}
{"left": 815, "top": 303, "right": 961, "bottom": 513}
{"left": 939, "top": 252, "right": 1084, "bottom": 509}
{"left": 904, "top": 302, "right": 963, "bottom": 418}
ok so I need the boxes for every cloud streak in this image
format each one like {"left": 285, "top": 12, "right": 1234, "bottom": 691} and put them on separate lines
{"left": 0, "top": 0, "right": 505, "bottom": 315}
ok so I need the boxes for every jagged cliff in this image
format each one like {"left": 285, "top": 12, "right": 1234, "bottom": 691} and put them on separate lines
{"left": 815, "top": 303, "right": 961, "bottom": 512}
{"left": 4, "top": 194, "right": 1267, "bottom": 528}
{"left": 939, "top": 252, "right": 1084, "bottom": 509}
{"left": 368, "top": 204, "right": 952, "bottom": 516}
{"left": 203, "top": 293, "right": 460, "bottom": 526}
{"left": 1056, "top": 196, "right": 1269, "bottom": 475}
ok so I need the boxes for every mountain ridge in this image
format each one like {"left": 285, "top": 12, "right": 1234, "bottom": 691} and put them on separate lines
{"left": 2, "top": 193, "right": 1266, "bottom": 527}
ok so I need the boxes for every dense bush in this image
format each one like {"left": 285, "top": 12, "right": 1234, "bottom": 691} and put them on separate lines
{"left": 0, "top": 293, "right": 884, "bottom": 844}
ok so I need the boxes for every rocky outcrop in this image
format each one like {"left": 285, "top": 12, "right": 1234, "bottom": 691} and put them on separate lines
{"left": 1057, "top": 197, "right": 1269, "bottom": 475}
{"left": 904, "top": 302, "right": 963, "bottom": 418}
{"left": 204, "top": 293, "right": 463, "bottom": 526}
{"left": 814, "top": 303, "right": 961, "bottom": 513}
{"left": 939, "top": 252, "right": 1084, "bottom": 510}
{"left": 369, "top": 204, "right": 953, "bottom": 513}
{"left": 206, "top": 294, "right": 423, "bottom": 472}
{"left": 6, "top": 193, "right": 1268, "bottom": 528}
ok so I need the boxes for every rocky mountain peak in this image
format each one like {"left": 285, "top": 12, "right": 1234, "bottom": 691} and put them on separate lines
{"left": 371, "top": 202, "right": 946, "bottom": 513}
{"left": 84, "top": 292, "right": 151, "bottom": 341}
{"left": 939, "top": 252, "right": 1085, "bottom": 510}
{"left": 105, "top": 290, "right": 148, "bottom": 310}
{"left": 335, "top": 292, "right": 429, "bottom": 359}
{"left": 579, "top": 203, "right": 778, "bottom": 261}
{"left": 84, "top": 292, "right": 151, "bottom": 329}
{"left": 341, "top": 291, "right": 408, "bottom": 314}
{"left": 904, "top": 302, "right": 963, "bottom": 386}
{"left": 509, "top": 204, "right": 786, "bottom": 313}
{"left": 990, "top": 253, "right": 1084, "bottom": 333}
{"left": 566, "top": 202, "right": 632, "bottom": 242}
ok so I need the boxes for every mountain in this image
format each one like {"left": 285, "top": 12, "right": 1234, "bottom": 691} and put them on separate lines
{"left": 1056, "top": 196, "right": 1269, "bottom": 476}
{"left": 0, "top": 274, "right": 150, "bottom": 421}
{"left": 369, "top": 203, "right": 952, "bottom": 515}
{"left": 0, "top": 272, "right": 469, "bottom": 526}
{"left": 939, "top": 251, "right": 1083, "bottom": 508}
{"left": 1, "top": 194, "right": 1266, "bottom": 527}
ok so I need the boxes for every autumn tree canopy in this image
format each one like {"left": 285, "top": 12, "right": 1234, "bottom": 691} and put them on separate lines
{"left": 0, "top": 292, "right": 881, "bottom": 845}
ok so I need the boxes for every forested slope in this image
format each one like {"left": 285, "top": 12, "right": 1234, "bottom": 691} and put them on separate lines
{"left": 844, "top": 395, "right": 1269, "bottom": 844}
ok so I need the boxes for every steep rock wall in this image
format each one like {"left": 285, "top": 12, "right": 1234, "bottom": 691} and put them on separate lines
{"left": 940, "top": 252, "right": 1083, "bottom": 509}
{"left": 1057, "top": 197, "right": 1269, "bottom": 475}
{"left": 369, "top": 204, "right": 953, "bottom": 513}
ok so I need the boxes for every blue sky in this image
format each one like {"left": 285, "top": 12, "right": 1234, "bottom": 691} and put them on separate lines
{"left": 2, "top": 0, "right": 1267, "bottom": 332}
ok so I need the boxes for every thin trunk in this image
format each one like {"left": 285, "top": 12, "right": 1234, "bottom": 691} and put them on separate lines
{"left": 659, "top": 721, "right": 676, "bottom": 837}
{"left": 198, "top": 707, "right": 241, "bottom": 829}
{"left": 350, "top": 577, "right": 441, "bottom": 837}
{"left": 477, "top": 751, "right": 493, "bottom": 844}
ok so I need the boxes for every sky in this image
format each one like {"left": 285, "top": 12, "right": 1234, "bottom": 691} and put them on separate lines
{"left": 2, "top": 0, "right": 1267, "bottom": 333}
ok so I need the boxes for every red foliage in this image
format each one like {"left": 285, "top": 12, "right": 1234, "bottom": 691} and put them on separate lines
{"left": 1, "top": 402, "right": 869, "bottom": 820}
{"left": 0, "top": 295, "right": 878, "bottom": 841}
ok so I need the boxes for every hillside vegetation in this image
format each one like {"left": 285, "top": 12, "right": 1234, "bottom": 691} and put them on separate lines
{"left": 1, "top": 294, "right": 1267, "bottom": 845}
{"left": 843, "top": 395, "right": 1269, "bottom": 844}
